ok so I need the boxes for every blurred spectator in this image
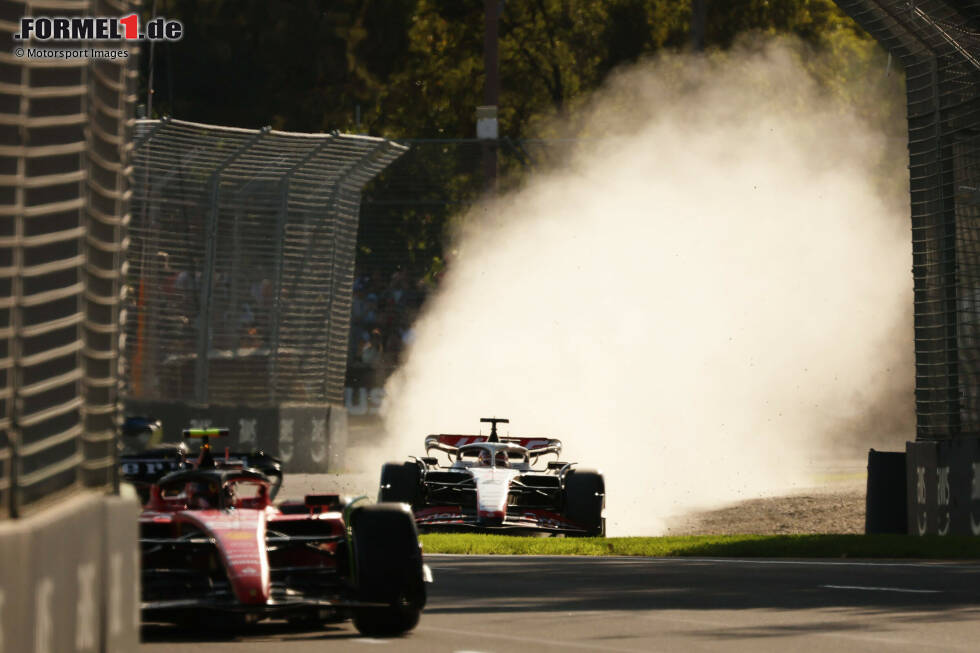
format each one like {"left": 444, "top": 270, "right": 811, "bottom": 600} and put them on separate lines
{"left": 155, "top": 251, "right": 178, "bottom": 299}
{"left": 345, "top": 265, "right": 434, "bottom": 391}
{"left": 360, "top": 328, "right": 383, "bottom": 367}
{"left": 254, "top": 278, "right": 275, "bottom": 343}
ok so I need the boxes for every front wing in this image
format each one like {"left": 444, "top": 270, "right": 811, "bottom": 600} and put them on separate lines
{"left": 414, "top": 506, "right": 590, "bottom": 535}
{"left": 140, "top": 533, "right": 433, "bottom": 622}
{"left": 142, "top": 594, "right": 390, "bottom": 622}
{"left": 140, "top": 532, "right": 355, "bottom": 621}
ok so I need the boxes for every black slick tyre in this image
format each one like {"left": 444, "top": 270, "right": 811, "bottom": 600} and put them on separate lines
{"left": 563, "top": 468, "right": 606, "bottom": 537}
{"left": 378, "top": 461, "right": 421, "bottom": 508}
{"left": 350, "top": 502, "right": 426, "bottom": 636}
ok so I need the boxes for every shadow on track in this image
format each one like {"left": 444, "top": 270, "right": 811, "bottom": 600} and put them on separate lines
{"left": 140, "top": 620, "right": 363, "bottom": 644}
{"left": 425, "top": 556, "right": 980, "bottom": 622}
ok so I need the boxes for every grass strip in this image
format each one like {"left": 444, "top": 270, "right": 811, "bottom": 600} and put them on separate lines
{"left": 421, "top": 533, "right": 980, "bottom": 559}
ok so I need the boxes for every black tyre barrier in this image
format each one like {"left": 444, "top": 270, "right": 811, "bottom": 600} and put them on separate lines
{"left": 865, "top": 449, "right": 907, "bottom": 534}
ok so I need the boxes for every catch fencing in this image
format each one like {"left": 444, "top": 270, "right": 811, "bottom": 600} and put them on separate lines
{"left": 0, "top": 0, "right": 137, "bottom": 518}
{"left": 126, "top": 119, "right": 407, "bottom": 409}
{"left": 836, "top": 1, "right": 980, "bottom": 440}
{"left": 348, "top": 138, "right": 568, "bottom": 416}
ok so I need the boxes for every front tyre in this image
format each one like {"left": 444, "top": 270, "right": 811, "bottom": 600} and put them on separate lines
{"left": 563, "top": 469, "right": 606, "bottom": 537}
{"left": 378, "top": 461, "right": 421, "bottom": 508}
{"left": 351, "top": 503, "right": 426, "bottom": 636}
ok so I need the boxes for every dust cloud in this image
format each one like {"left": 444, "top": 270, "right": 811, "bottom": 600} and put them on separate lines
{"left": 370, "top": 39, "right": 913, "bottom": 535}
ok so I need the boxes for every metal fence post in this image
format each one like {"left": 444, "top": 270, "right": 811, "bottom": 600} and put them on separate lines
{"left": 269, "top": 136, "right": 334, "bottom": 402}
{"left": 929, "top": 55, "right": 962, "bottom": 436}
{"left": 134, "top": 117, "right": 169, "bottom": 398}
{"left": 193, "top": 127, "right": 271, "bottom": 403}
{"left": 321, "top": 146, "right": 384, "bottom": 401}
{"left": 268, "top": 180, "right": 288, "bottom": 403}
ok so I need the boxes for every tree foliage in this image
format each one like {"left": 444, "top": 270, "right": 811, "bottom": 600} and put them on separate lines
{"left": 145, "top": 1, "right": 891, "bottom": 137}
{"left": 141, "top": 0, "right": 903, "bottom": 281}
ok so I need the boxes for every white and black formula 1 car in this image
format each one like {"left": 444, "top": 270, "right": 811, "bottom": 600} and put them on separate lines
{"left": 378, "top": 417, "right": 605, "bottom": 536}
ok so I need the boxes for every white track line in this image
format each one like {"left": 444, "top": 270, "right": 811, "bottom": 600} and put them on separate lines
{"left": 665, "top": 557, "right": 973, "bottom": 569}
{"left": 420, "top": 625, "right": 650, "bottom": 653}
{"left": 820, "top": 584, "right": 941, "bottom": 593}
{"left": 427, "top": 554, "right": 980, "bottom": 569}
{"left": 427, "top": 611, "right": 972, "bottom": 652}
{"left": 644, "top": 612, "right": 979, "bottom": 652}
{"left": 816, "top": 631, "right": 977, "bottom": 651}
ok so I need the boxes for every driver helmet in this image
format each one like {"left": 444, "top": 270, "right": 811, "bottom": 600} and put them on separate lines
{"left": 188, "top": 481, "right": 219, "bottom": 508}
{"left": 221, "top": 483, "right": 237, "bottom": 509}
{"left": 477, "top": 449, "right": 492, "bottom": 466}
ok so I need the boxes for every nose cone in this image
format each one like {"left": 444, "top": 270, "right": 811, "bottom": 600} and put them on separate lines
{"left": 471, "top": 467, "right": 518, "bottom": 526}
{"left": 186, "top": 509, "right": 271, "bottom": 605}
{"left": 477, "top": 510, "right": 505, "bottom": 526}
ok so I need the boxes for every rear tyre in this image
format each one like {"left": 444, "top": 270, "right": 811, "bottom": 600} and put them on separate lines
{"left": 350, "top": 503, "right": 426, "bottom": 636}
{"left": 563, "top": 469, "right": 605, "bottom": 537}
{"left": 378, "top": 461, "right": 421, "bottom": 508}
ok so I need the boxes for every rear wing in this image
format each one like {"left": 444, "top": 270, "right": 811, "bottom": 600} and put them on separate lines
{"left": 425, "top": 434, "right": 562, "bottom": 458}
{"left": 182, "top": 427, "right": 228, "bottom": 469}
{"left": 182, "top": 427, "right": 230, "bottom": 439}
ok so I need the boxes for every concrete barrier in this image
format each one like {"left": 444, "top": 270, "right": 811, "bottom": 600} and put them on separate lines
{"left": 0, "top": 513, "right": 29, "bottom": 653}
{"left": 0, "top": 492, "right": 140, "bottom": 653}
{"left": 103, "top": 493, "right": 141, "bottom": 653}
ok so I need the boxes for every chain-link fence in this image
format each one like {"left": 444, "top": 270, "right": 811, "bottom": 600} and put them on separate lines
{"left": 836, "top": 1, "right": 980, "bottom": 440}
{"left": 0, "top": 0, "right": 137, "bottom": 517}
{"left": 347, "top": 138, "right": 568, "bottom": 417}
{"left": 126, "top": 118, "right": 407, "bottom": 409}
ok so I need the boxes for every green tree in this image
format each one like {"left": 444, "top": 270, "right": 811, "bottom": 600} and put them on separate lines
{"left": 138, "top": 0, "right": 906, "bottom": 293}
{"left": 142, "top": 0, "right": 414, "bottom": 132}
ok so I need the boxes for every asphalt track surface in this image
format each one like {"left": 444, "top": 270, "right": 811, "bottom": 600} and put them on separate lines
{"left": 141, "top": 554, "right": 980, "bottom": 652}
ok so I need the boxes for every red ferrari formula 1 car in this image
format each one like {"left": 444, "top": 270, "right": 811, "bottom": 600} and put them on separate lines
{"left": 378, "top": 418, "right": 606, "bottom": 536}
{"left": 139, "top": 428, "right": 430, "bottom": 636}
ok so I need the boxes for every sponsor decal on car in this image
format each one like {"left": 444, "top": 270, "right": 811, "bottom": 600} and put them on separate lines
{"left": 222, "top": 531, "right": 258, "bottom": 540}
{"left": 434, "top": 435, "right": 552, "bottom": 450}
{"left": 415, "top": 507, "right": 465, "bottom": 523}
{"left": 203, "top": 520, "right": 260, "bottom": 531}
{"left": 518, "top": 510, "right": 577, "bottom": 530}
{"left": 121, "top": 460, "right": 180, "bottom": 476}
